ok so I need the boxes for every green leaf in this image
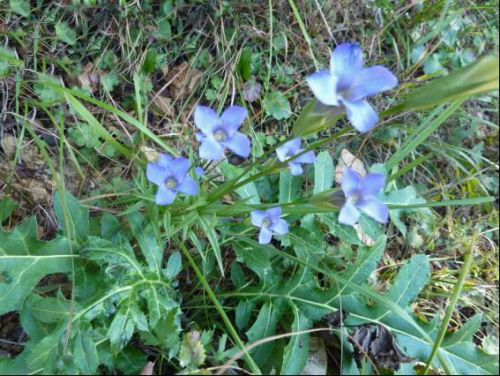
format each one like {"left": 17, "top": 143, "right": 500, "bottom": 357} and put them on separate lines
{"left": 10, "top": 0, "right": 30, "bottom": 17}
{"left": 53, "top": 191, "right": 89, "bottom": 241}
{"left": 281, "top": 304, "right": 311, "bottom": 374}
{"left": 73, "top": 330, "right": 99, "bottom": 374}
{"left": 27, "top": 323, "right": 65, "bottom": 370}
{"left": 293, "top": 99, "right": 343, "bottom": 137}
{"left": 220, "top": 161, "right": 261, "bottom": 204}
{"left": 238, "top": 48, "right": 252, "bottom": 81}
{"left": 154, "top": 19, "right": 171, "bottom": 39}
{"left": 383, "top": 186, "right": 432, "bottom": 236}
{"left": 246, "top": 302, "right": 282, "bottom": 366}
{"left": 263, "top": 91, "right": 292, "bottom": 120}
{"left": 25, "top": 293, "right": 71, "bottom": 323}
{"left": 390, "top": 55, "right": 499, "bottom": 113}
{"left": 108, "top": 303, "right": 135, "bottom": 352}
{"left": 358, "top": 214, "right": 382, "bottom": 241}
{"left": 55, "top": 22, "right": 77, "bottom": 45}
{"left": 0, "top": 217, "right": 74, "bottom": 314}
{"left": 279, "top": 170, "right": 302, "bottom": 203}
{"left": 0, "top": 197, "right": 18, "bottom": 223}
{"left": 235, "top": 300, "right": 256, "bottom": 330}
{"left": 128, "top": 211, "right": 163, "bottom": 274}
{"left": 142, "top": 49, "right": 157, "bottom": 74}
{"left": 179, "top": 331, "right": 206, "bottom": 368}
{"left": 313, "top": 151, "right": 334, "bottom": 194}
{"left": 318, "top": 213, "right": 361, "bottom": 245}
{"left": 386, "top": 254, "right": 430, "bottom": 308}
{"left": 165, "top": 251, "right": 182, "bottom": 280}
{"left": 197, "top": 215, "right": 224, "bottom": 276}
{"left": 234, "top": 242, "right": 272, "bottom": 281}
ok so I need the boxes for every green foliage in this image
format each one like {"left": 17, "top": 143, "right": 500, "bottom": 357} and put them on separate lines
{"left": 263, "top": 91, "right": 292, "bottom": 120}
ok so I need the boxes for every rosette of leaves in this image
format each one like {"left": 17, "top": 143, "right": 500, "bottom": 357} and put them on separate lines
{"left": 0, "top": 192, "right": 183, "bottom": 374}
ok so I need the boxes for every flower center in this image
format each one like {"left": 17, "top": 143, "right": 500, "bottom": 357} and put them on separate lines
{"left": 214, "top": 129, "right": 227, "bottom": 142}
{"left": 348, "top": 190, "right": 361, "bottom": 205}
{"left": 165, "top": 177, "right": 177, "bottom": 189}
{"left": 261, "top": 218, "right": 271, "bottom": 228}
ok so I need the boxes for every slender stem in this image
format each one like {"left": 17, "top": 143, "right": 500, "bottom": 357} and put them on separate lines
{"left": 423, "top": 233, "right": 478, "bottom": 375}
{"left": 177, "top": 242, "right": 261, "bottom": 375}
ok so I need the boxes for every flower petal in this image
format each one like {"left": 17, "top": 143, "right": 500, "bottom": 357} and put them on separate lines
{"left": 251, "top": 210, "right": 267, "bottom": 227}
{"left": 270, "top": 218, "right": 288, "bottom": 235}
{"left": 222, "top": 132, "right": 251, "bottom": 158}
{"left": 357, "top": 197, "right": 388, "bottom": 224}
{"left": 169, "top": 157, "right": 190, "bottom": 181}
{"left": 343, "top": 99, "right": 379, "bottom": 133}
{"left": 276, "top": 138, "right": 301, "bottom": 162}
{"left": 195, "top": 167, "right": 205, "bottom": 177}
{"left": 146, "top": 163, "right": 169, "bottom": 186}
{"left": 266, "top": 207, "right": 282, "bottom": 220}
{"left": 360, "top": 173, "right": 385, "bottom": 196}
{"left": 259, "top": 227, "right": 273, "bottom": 244}
{"left": 341, "top": 168, "right": 361, "bottom": 196}
{"left": 176, "top": 177, "right": 198, "bottom": 196}
{"left": 294, "top": 150, "right": 315, "bottom": 164}
{"left": 346, "top": 66, "right": 398, "bottom": 101}
{"left": 306, "top": 70, "right": 339, "bottom": 106}
{"left": 194, "top": 106, "right": 220, "bottom": 135}
{"left": 221, "top": 105, "right": 247, "bottom": 134}
{"left": 157, "top": 154, "right": 173, "bottom": 168}
{"left": 199, "top": 137, "right": 225, "bottom": 161}
{"left": 330, "top": 43, "right": 363, "bottom": 90}
{"left": 338, "top": 201, "right": 361, "bottom": 225}
{"left": 155, "top": 185, "right": 177, "bottom": 206}
{"left": 289, "top": 162, "right": 304, "bottom": 176}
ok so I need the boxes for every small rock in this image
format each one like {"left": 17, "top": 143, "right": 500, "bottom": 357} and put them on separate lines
{"left": 335, "top": 148, "right": 366, "bottom": 184}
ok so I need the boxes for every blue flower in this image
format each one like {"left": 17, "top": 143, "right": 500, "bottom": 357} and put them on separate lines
{"left": 339, "top": 168, "right": 388, "bottom": 225}
{"left": 307, "top": 43, "right": 398, "bottom": 133}
{"left": 146, "top": 154, "right": 198, "bottom": 205}
{"left": 194, "top": 105, "right": 251, "bottom": 161}
{"left": 276, "top": 138, "right": 316, "bottom": 176}
{"left": 251, "top": 207, "right": 289, "bottom": 244}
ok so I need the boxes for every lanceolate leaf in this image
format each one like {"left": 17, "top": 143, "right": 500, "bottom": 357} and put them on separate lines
{"left": 281, "top": 304, "right": 311, "bottom": 375}
{"left": 314, "top": 151, "right": 334, "bottom": 194}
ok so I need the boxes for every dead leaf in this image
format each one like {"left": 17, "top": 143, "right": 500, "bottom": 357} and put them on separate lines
{"left": 141, "top": 146, "right": 160, "bottom": 163}
{"left": 167, "top": 61, "right": 202, "bottom": 99}
{"left": 140, "top": 361, "right": 155, "bottom": 375}
{"left": 243, "top": 79, "right": 262, "bottom": 102}
{"left": 335, "top": 149, "right": 366, "bottom": 184}
{"left": 151, "top": 95, "right": 174, "bottom": 118}
{"left": 351, "top": 324, "right": 413, "bottom": 371}
{"left": 301, "top": 337, "right": 327, "bottom": 375}
{"left": 1, "top": 135, "right": 17, "bottom": 159}
{"left": 78, "top": 63, "right": 101, "bottom": 93}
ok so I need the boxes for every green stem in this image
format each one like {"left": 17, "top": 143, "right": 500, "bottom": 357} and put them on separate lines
{"left": 423, "top": 233, "right": 478, "bottom": 375}
{"left": 177, "top": 242, "right": 261, "bottom": 375}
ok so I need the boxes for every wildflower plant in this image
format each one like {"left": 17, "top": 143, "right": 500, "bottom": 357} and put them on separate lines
{"left": 1, "top": 29, "right": 498, "bottom": 376}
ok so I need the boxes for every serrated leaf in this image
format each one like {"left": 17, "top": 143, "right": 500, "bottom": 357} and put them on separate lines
{"left": 263, "top": 91, "right": 291, "bottom": 120}
{"left": 108, "top": 303, "right": 135, "bottom": 352}
{"left": 54, "top": 191, "right": 89, "bottom": 241}
{"left": 387, "top": 254, "right": 430, "bottom": 308}
{"left": 165, "top": 251, "right": 182, "bottom": 280}
{"left": 230, "top": 262, "right": 245, "bottom": 288}
{"left": 73, "top": 330, "right": 99, "bottom": 374}
{"left": 179, "top": 331, "right": 206, "bottom": 368}
{"left": 55, "top": 22, "right": 77, "bottom": 45}
{"left": 314, "top": 151, "right": 334, "bottom": 194}
{"left": 234, "top": 242, "right": 272, "bottom": 281}
{"left": 281, "top": 304, "right": 311, "bottom": 374}
{"left": 279, "top": 170, "right": 302, "bottom": 203}
{"left": 383, "top": 186, "right": 432, "bottom": 236}
{"left": 220, "top": 161, "right": 261, "bottom": 204}
{"left": 236, "top": 300, "right": 256, "bottom": 330}
{"left": 0, "top": 197, "right": 17, "bottom": 223}
{"left": 10, "top": 0, "right": 30, "bottom": 17}
{"left": 25, "top": 293, "right": 71, "bottom": 323}
{"left": 246, "top": 302, "right": 282, "bottom": 366}
{"left": 319, "top": 213, "right": 361, "bottom": 245}
{"left": 128, "top": 211, "right": 163, "bottom": 274}
{"left": 0, "top": 217, "right": 73, "bottom": 314}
